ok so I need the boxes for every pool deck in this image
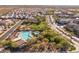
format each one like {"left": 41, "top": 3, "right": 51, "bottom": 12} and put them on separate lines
{"left": 18, "top": 31, "right": 32, "bottom": 41}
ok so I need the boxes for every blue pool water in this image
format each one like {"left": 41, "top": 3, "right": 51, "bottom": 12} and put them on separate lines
{"left": 34, "top": 31, "right": 40, "bottom": 35}
{"left": 21, "top": 31, "right": 31, "bottom": 40}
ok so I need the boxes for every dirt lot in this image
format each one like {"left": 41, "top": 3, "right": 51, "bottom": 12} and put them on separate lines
{"left": 0, "top": 8, "right": 13, "bottom": 16}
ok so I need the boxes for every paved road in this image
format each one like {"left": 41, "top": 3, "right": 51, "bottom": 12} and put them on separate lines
{"left": 46, "top": 15, "right": 79, "bottom": 53}
{"left": 0, "top": 20, "right": 24, "bottom": 40}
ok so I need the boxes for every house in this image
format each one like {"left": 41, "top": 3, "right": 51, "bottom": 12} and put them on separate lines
{"left": 57, "top": 18, "right": 71, "bottom": 25}
{"left": 73, "top": 19, "right": 79, "bottom": 24}
{"left": 0, "top": 44, "right": 4, "bottom": 52}
{"left": 12, "top": 39, "right": 26, "bottom": 50}
{"left": 65, "top": 19, "right": 79, "bottom": 37}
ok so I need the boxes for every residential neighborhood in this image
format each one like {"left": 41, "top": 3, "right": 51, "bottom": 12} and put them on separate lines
{"left": 0, "top": 6, "right": 79, "bottom": 53}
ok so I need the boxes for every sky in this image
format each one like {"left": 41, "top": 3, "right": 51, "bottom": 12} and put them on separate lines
{"left": 0, "top": 0, "right": 79, "bottom": 5}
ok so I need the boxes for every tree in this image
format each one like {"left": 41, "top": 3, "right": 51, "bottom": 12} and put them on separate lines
{"left": 10, "top": 42, "right": 18, "bottom": 48}
{"left": 0, "top": 40, "right": 11, "bottom": 46}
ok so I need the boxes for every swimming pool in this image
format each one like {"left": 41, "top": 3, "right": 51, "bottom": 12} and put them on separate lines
{"left": 19, "top": 31, "right": 32, "bottom": 41}
{"left": 18, "top": 31, "right": 40, "bottom": 41}
{"left": 34, "top": 31, "right": 40, "bottom": 36}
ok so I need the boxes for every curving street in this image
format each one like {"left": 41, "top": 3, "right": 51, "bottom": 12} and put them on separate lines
{"left": 0, "top": 20, "right": 24, "bottom": 40}
{"left": 46, "top": 15, "right": 79, "bottom": 53}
